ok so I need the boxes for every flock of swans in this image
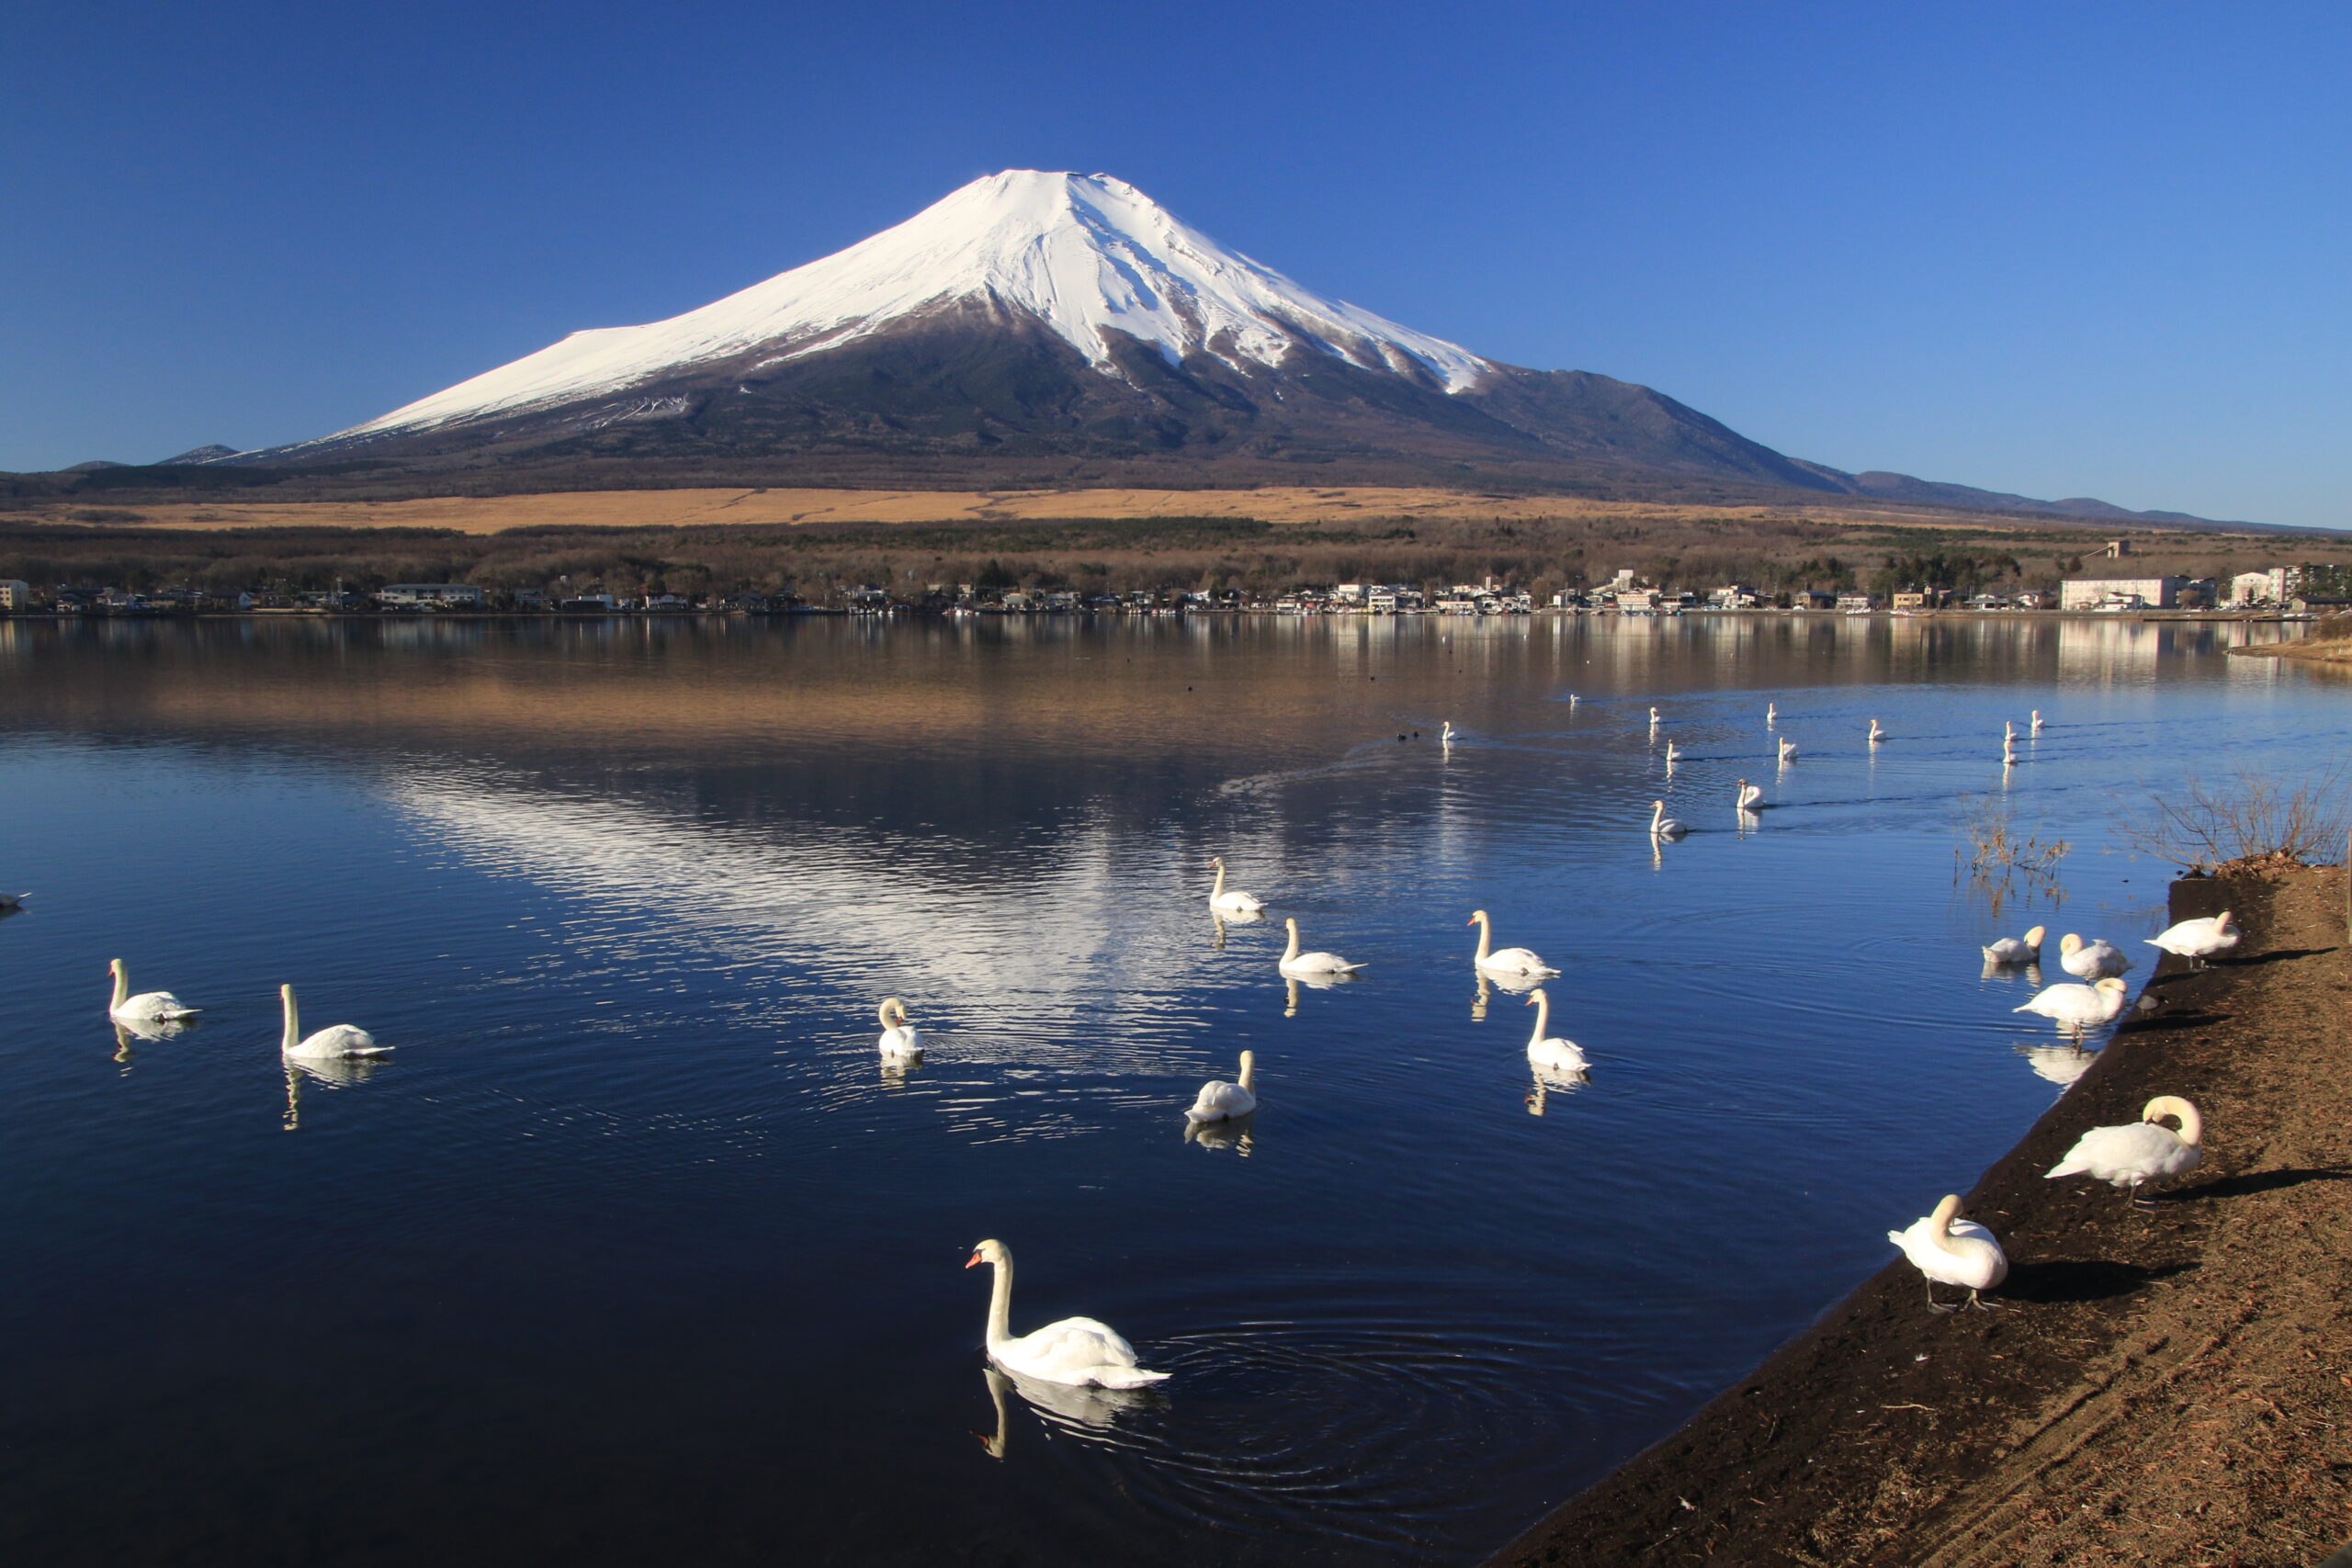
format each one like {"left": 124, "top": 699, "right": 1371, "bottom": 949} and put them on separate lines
{"left": 62, "top": 697, "right": 2259, "bottom": 1387}
{"left": 1894, "top": 906, "right": 2240, "bottom": 1313}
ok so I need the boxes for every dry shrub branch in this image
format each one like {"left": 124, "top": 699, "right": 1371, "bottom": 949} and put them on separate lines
{"left": 1955, "top": 795, "right": 2070, "bottom": 915}
{"left": 2116, "top": 763, "right": 2349, "bottom": 873}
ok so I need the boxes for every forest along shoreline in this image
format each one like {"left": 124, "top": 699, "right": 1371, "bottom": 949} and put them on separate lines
{"left": 1491, "top": 866, "right": 2351, "bottom": 1567}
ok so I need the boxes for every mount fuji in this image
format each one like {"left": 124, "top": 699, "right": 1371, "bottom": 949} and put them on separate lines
{"left": 233, "top": 169, "right": 1852, "bottom": 497}
{"left": 222, "top": 172, "right": 2215, "bottom": 523}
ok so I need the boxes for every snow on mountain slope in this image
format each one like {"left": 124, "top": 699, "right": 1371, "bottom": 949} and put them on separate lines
{"left": 322, "top": 171, "right": 1495, "bottom": 443}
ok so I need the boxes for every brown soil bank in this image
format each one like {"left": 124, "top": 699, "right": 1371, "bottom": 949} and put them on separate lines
{"left": 1494, "top": 867, "right": 2352, "bottom": 1567}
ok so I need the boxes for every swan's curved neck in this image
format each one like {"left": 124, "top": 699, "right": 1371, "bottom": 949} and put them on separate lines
{"left": 280, "top": 988, "right": 300, "bottom": 1052}
{"left": 2148, "top": 1097, "right": 2202, "bottom": 1146}
{"left": 1283, "top": 921, "right": 1301, "bottom": 962}
{"left": 1649, "top": 802, "right": 1665, "bottom": 829}
{"left": 1211, "top": 863, "right": 1226, "bottom": 898}
{"left": 1237, "top": 1051, "right": 1255, "bottom": 1090}
{"left": 877, "top": 998, "right": 899, "bottom": 1028}
{"left": 1528, "top": 992, "right": 1550, "bottom": 1043}
{"left": 1928, "top": 1194, "right": 1965, "bottom": 1251}
{"left": 1471, "top": 913, "right": 1491, "bottom": 961}
{"left": 110, "top": 963, "right": 128, "bottom": 1010}
{"left": 984, "top": 1255, "right": 1013, "bottom": 1350}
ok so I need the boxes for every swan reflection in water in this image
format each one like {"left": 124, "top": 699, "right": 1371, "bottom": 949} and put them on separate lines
{"left": 972, "top": 1364, "right": 1162, "bottom": 1460}
{"left": 1471, "top": 967, "right": 1541, "bottom": 1021}
{"left": 1978, "top": 956, "right": 2046, "bottom": 986}
{"left": 1210, "top": 908, "right": 1263, "bottom": 951}
{"left": 1281, "top": 969, "right": 1354, "bottom": 1018}
{"left": 2016, "top": 1041, "right": 2098, "bottom": 1088}
{"left": 1525, "top": 1066, "right": 1591, "bottom": 1116}
{"left": 281, "top": 1054, "right": 390, "bottom": 1130}
{"left": 1183, "top": 1115, "right": 1255, "bottom": 1156}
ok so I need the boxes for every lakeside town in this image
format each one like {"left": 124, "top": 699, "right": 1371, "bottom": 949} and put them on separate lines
{"left": 0, "top": 559, "right": 2336, "bottom": 620}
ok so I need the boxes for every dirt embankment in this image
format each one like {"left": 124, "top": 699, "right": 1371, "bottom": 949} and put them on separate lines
{"left": 1493, "top": 867, "right": 2352, "bottom": 1567}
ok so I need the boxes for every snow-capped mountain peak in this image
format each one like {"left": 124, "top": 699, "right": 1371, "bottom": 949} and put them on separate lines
{"left": 322, "top": 170, "right": 1493, "bottom": 443}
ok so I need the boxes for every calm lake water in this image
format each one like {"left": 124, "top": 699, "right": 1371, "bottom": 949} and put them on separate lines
{"left": 0, "top": 612, "right": 2336, "bottom": 1566}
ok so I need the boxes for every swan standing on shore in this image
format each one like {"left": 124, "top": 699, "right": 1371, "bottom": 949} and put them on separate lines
{"left": 876, "top": 998, "right": 923, "bottom": 1062}
{"left": 1736, "top": 779, "right": 1766, "bottom": 811}
{"left": 1186, "top": 1050, "right": 1257, "bottom": 1122}
{"left": 2057, "top": 933, "right": 2132, "bottom": 979}
{"left": 1279, "top": 918, "right": 1363, "bottom": 976}
{"left": 2046, "top": 1096, "right": 2203, "bottom": 1205}
{"left": 107, "top": 959, "right": 200, "bottom": 1023}
{"left": 1649, "top": 800, "right": 1688, "bottom": 840}
{"left": 278, "top": 984, "right": 389, "bottom": 1061}
{"left": 966, "top": 1239, "right": 1169, "bottom": 1389}
{"left": 1468, "top": 909, "right": 1556, "bottom": 977}
{"left": 1777, "top": 737, "right": 1799, "bottom": 763}
{"left": 1982, "top": 925, "right": 2047, "bottom": 964}
{"left": 1521, "top": 988, "right": 1589, "bottom": 1075}
{"left": 2014, "top": 976, "right": 2129, "bottom": 1038}
{"left": 1888, "top": 1195, "right": 2008, "bottom": 1312}
{"left": 2148, "top": 911, "right": 2240, "bottom": 966}
{"left": 1207, "top": 858, "right": 1265, "bottom": 917}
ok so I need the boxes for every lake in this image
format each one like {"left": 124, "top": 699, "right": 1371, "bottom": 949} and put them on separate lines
{"left": 0, "top": 612, "right": 2334, "bottom": 1566}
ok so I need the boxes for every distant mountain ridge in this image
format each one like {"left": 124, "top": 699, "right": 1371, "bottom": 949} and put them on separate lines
{"left": 139, "top": 170, "right": 2242, "bottom": 527}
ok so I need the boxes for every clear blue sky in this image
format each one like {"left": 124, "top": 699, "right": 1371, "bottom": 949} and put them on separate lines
{"left": 6, "top": 1, "right": 2346, "bottom": 525}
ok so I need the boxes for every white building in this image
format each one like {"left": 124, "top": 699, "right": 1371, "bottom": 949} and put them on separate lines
{"left": 2226, "top": 568, "right": 2296, "bottom": 606}
{"left": 2059, "top": 576, "right": 2187, "bottom": 611}
{"left": 377, "top": 583, "right": 488, "bottom": 608}
{"left": 0, "top": 580, "right": 32, "bottom": 610}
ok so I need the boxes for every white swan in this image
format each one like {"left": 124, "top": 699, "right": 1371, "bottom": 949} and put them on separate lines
{"left": 2014, "top": 976, "right": 2129, "bottom": 1038}
{"left": 1766, "top": 702, "right": 1777, "bottom": 726}
{"left": 1735, "top": 778, "right": 1766, "bottom": 811}
{"left": 1522, "top": 988, "right": 1589, "bottom": 1075}
{"left": 1468, "top": 909, "right": 1557, "bottom": 976}
{"left": 1888, "top": 1194, "right": 2008, "bottom": 1312}
{"left": 278, "top": 983, "right": 389, "bottom": 1061}
{"left": 107, "top": 958, "right": 200, "bottom": 1023}
{"left": 2046, "top": 1095, "right": 2203, "bottom": 1204}
{"left": 1982, "top": 924, "right": 2047, "bottom": 964}
{"left": 1868, "top": 718, "right": 1885, "bottom": 743}
{"left": 2057, "top": 933, "right": 2132, "bottom": 980}
{"left": 1279, "top": 918, "right": 1363, "bottom": 976}
{"left": 1648, "top": 705, "right": 1660, "bottom": 726}
{"left": 2004, "top": 720, "right": 2018, "bottom": 743}
{"left": 966, "top": 1239, "right": 1169, "bottom": 1389}
{"left": 1663, "top": 739, "right": 1682, "bottom": 763}
{"left": 1648, "top": 799, "right": 1688, "bottom": 840}
{"left": 2002, "top": 734, "right": 2018, "bottom": 765}
{"left": 2030, "top": 709, "right": 2044, "bottom": 735}
{"left": 1441, "top": 721, "right": 1455, "bottom": 746}
{"left": 876, "top": 997, "right": 923, "bottom": 1060}
{"left": 1777, "top": 737, "right": 1798, "bottom": 763}
{"left": 1207, "top": 857, "right": 1265, "bottom": 916}
{"left": 2148, "top": 910, "right": 2240, "bottom": 965}
{"left": 1186, "top": 1050, "right": 1256, "bottom": 1122}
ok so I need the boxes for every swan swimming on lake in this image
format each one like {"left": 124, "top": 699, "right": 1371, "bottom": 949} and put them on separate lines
{"left": 1468, "top": 909, "right": 1557, "bottom": 977}
{"left": 2014, "top": 976, "right": 2129, "bottom": 1039}
{"left": 1441, "top": 721, "right": 1455, "bottom": 748}
{"left": 278, "top": 984, "right": 390, "bottom": 1062}
{"left": 2057, "top": 933, "right": 2132, "bottom": 980}
{"left": 1186, "top": 1049, "right": 1256, "bottom": 1123}
{"left": 1868, "top": 718, "right": 1885, "bottom": 744}
{"left": 1982, "top": 924, "right": 2047, "bottom": 964}
{"left": 966, "top": 1239, "right": 1169, "bottom": 1390}
{"left": 1766, "top": 702, "right": 1777, "bottom": 727}
{"left": 1207, "top": 857, "right": 1265, "bottom": 917}
{"left": 1735, "top": 778, "right": 1766, "bottom": 811}
{"left": 107, "top": 958, "right": 200, "bottom": 1023}
{"left": 1521, "top": 988, "right": 1589, "bottom": 1076}
{"left": 1279, "top": 918, "right": 1363, "bottom": 976}
{"left": 2148, "top": 910, "right": 2240, "bottom": 966}
{"left": 1649, "top": 800, "right": 1688, "bottom": 840}
{"left": 876, "top": 997, "right": 923, "bottom": 1062}
{"left": 1888, "top": 1194, "right": 2008, "bottom": 1312}
{"left": 2030, "top": 709, "right": 2044, "bottom": 735}
{"left": 2046, "top": 1095, "right": 2203, "bottom": 1205}
{"left": 1777, "top": 737, "right": 1799, "bottom": 763}
{"left": 1663, "top": 739, "right": 1682, "bottom": 764}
